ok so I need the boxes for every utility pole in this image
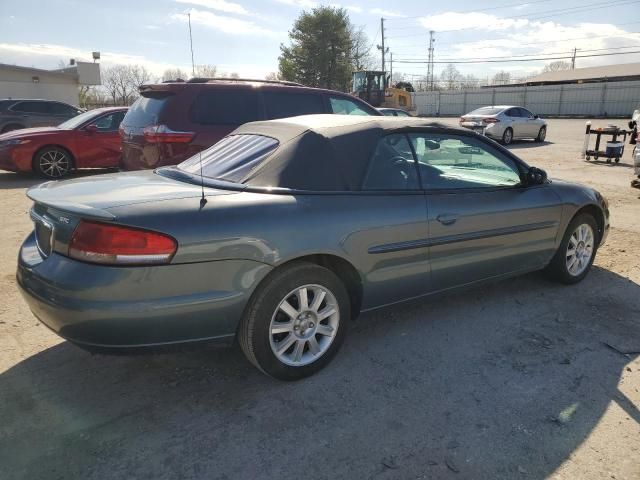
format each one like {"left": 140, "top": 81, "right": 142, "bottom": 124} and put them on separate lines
{"left": 377, "top": 17, "right": 389, "bottom": 79}
{"left": 188, "top": 13, "right": 195, "bottom": 77}
{"left": 571, "top": 47, "right": 577, "bottom": 70}
{"left": 390, "top": 52, "right": 393, "bottom": 85}
{"left": 426, "top": 30, "right": 435, "bottom": 90}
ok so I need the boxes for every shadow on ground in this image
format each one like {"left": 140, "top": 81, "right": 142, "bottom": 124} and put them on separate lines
{"left": 1, "top": 267, "right": 638, "bottom": 479}
{"left": 505, "top": 140, "right": 554, "bottom": 150}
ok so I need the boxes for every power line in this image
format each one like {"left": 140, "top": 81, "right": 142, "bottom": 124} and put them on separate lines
{"left": 385, "top": 0, "right": 640, "bottom": 38}
{"left": 392, "top": 49, "right": 640, "bottom": 64}
{"left": 393, "top": 44, "right": 640, "bottom": 62}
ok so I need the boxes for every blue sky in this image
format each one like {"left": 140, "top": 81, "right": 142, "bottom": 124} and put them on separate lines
{"left": 1, "top": 0, "right": 640, "bottom": 81}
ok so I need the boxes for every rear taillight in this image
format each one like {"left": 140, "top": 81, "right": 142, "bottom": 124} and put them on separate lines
{"left": 69, "top": 220, "right": 177, "bottom": 265}
{"left": 483, "top": 117, "right": 500, "bottom": 124}
{"left": 143, "top": 125, "right": 195, "bottom": 143}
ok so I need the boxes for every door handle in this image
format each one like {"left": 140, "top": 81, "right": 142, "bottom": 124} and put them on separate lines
{"left": 436, "top": 214, "right": 458, "bottom": 225}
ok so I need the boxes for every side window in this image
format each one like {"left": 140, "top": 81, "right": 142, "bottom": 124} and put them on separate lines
{"left": 50, "top": 102, "right": 77, "bottom": 116}
{"left": 362, "top": 134, "right": 419, "bottom": 190}
{"left": 518, "top": 107, "right": 533, "bottom": 118}
{"left": 505, "top": 108, "right": 519, "bottom": 117}
{"left": 408, "top": 133, "right": 522, "bottom": 190}
{"left": 396, "top": 110, "right": 410, "bottom": 117}
{"left": 93, "top": 111, "right": 127, "bottom": 131}
{"left": 263, "top": 91, "right": 325, "bottom": 119}
{"left": 190, "top": 89, "right": 261, "bottom": 125}
{"left": 329, "top": 96, "right": 371, "bottom": 116}
{"left": 11, "top": 101, "right": 49, "bottom": 114}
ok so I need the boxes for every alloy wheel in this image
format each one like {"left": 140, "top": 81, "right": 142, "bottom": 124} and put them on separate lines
{"left": 269, "top": 284, "right": 339, "bottom": 366}
{"left": 566, "top": 223, "right": 594, "bottom": 276}
{"left": 39, "top": 150, "right": 70, "bottom": 178}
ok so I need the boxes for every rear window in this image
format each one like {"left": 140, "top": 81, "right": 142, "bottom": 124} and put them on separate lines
{"left": 264, "top": 91, "right": 325, "bottom": 119}
{"left": 178, "top": 134, "right": 278, "bottom": 183}
{"left": 50, "top": 102, "right": 78, "bottom": 116}
{"left": 123, "top": 95, "right": 170, "bottom": 126}
{"left": 190, "top": 89, "right": 261, "bottom": 125}
{"left": 468, "top": 107, "right": 504, "bottom": 116}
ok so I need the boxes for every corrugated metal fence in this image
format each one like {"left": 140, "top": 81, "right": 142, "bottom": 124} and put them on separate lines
{"left": 413, "top": 80, "right": 640, "bottom": 117}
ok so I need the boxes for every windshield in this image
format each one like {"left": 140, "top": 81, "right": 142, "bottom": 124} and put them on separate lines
{"left": 57, "top": 110, "right": 102, "bottom": 129}
{"left": 467, "top": 107, "right": 505, "bottom": 116}
{"left": 178, "top": 134, "right": 279, "bottom": 183}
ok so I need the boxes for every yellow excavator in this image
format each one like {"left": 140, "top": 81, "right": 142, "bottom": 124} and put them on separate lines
{"left": 351, "top": 70, "right": 414, "bottom": 111}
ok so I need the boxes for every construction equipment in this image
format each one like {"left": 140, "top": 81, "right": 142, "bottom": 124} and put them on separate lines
{"left": 351, "top": 70, "right": 414, "bottom": 111}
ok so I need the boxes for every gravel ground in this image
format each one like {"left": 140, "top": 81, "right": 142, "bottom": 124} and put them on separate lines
{"left": 0, "top": 118, "right": 639, "bottom": 480}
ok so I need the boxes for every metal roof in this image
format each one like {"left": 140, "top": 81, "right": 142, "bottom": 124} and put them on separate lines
{"left": 524, "top": 62, "right": 640, "bottom": 84}
{"left": 0, "top": 63, "right": 77, "bottom": 79}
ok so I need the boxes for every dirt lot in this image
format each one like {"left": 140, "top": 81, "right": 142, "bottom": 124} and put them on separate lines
{"left": 1, "top": 119, "right": 639, "bottom": 480}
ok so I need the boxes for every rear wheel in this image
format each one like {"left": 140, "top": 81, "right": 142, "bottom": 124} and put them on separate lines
{"left": 33, "top": 147, "right": 73, "bottom": 179}
{"left": 545, "top": 213, "right": 598, "bottom": 284}
{"left": 502, "top": 127, "right": 513, "bottom": 145}
{"left": 536, "top": 126, "right": 546, "bottom": 142}
{"left": 238, "top": 262, "right": 350, "bottom": 380}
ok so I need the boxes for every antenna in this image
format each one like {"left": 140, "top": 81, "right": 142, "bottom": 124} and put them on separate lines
{"left": 199, "top": 150, "right": 207, "bottom": 208}
{"left": 188, "top": 13, "right": 195, "bottom": 77}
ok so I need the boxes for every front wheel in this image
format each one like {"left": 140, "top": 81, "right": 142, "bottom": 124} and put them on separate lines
{"left": 238, "top": 262, "right": 350, "bottom": 380}
{"left": 536, "top": 126, "right": 546, "bottom": 142}
{"left": 33, "top": 147, "right": 72, "bottom": 179}
{"left": 502, "top": 128, "right": 513, "bottom": 145}
{"left": 545, "top": 214, "right": 598, "bottom": 284}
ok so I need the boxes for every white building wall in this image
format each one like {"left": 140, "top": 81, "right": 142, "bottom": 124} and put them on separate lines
{"left": 0, "top": 68, "right": 80, "bottom": 105}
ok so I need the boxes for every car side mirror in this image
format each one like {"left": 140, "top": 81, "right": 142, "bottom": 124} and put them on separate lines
{"left": 84, "top": 124, "right": 98, "bottom": 134}
{"left": 534, "top": 114, "right": 539, "bottom": 119}
{"left": 526, "top": 166, "right": 547, "bottom": 186}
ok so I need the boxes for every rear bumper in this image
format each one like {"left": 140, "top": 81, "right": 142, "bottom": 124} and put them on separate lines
{"left": 459, "top": 123, "right": 504, "bottom": 139}
{"left": 17, "top": 232, "right": 272, "bottom": 351}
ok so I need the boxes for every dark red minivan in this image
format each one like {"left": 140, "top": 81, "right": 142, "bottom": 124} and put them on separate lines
{"left": 119, "top": 78, "right": 381, "bottom": 170}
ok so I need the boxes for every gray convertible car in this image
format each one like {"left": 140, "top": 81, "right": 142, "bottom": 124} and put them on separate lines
{"left": 17, "top": 115, "right": 609, "bottom": 380}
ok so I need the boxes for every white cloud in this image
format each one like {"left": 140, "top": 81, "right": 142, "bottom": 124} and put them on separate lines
{"left": 273, "top": 0, "right": 317, "bottom": 7}
{"left": 370, "top": 8, "right": 405, "bottom": 18}
{"left": 419, "top": 12, "right": 528, "bottom": 32}
{"left": 174, "top": 0, "right": 250, "bottom": 16}
{"left": 171, "top": 8, "right": 281, "bottom": 36}
{"left": 330, "top": 4, "right": 362, "bottom": 13}
{"left": 0, "top": 42, "right": 190, "bottom": 76}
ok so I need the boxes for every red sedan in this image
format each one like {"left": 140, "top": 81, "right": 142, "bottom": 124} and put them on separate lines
{"left": 0, "top": 107, "right": 128, "bottom": 179}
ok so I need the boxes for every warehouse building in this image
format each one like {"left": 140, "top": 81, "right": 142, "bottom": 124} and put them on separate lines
{"left": 0, "top": 61, "right": 101, "bottom": 106}
{"left": 512, "top": 62, "right": 640, "bottom": 86}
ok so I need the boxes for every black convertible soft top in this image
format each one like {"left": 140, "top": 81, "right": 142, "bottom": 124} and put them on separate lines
{"left": 231, "top": 114, "right": 451, "bottom": 191}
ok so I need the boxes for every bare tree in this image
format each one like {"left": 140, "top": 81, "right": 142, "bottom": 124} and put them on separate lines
{"left": 194, "top": 64, "right": 218, "bottom": 78}
{"left": 542, "top": 60, "right": 571, "bottom": 73}
{"left": 350, "top": 25, "right": 375, "bottom": 71}
{"left": 128, "top": 65, "right": 153, "bottom": 91}
{"left": 101, "top": 64, "right": 150, "bottom": 105}
{"left": 492, "top": 70, "right": 511, "bottom": 86}
{"left": 440, "top": 64, "right": 463, "bottom": 90}
{"left": 162, "top": 68, "right": 188, "bottom": 82}
{"left": 459, "top": 74, "right": 480, "bottom": 89}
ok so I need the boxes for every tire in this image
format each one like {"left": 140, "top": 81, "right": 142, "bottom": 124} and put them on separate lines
{"left": 536, "top": 126, "right": 546, "bottom": 142}
{"left": 501, "top": 127, "right": 513, "bottom": 145}
{"left": 238, "top": 262, "right": 350, "bottom": 380}
{"left": 33, "top": 147, "right": 73, "bottom": 179}
{"left": 544, "top": 213, "right": 599, "bottom": 284}
{"left": 1, "top": 124, "right": 24, "bottom": 133}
